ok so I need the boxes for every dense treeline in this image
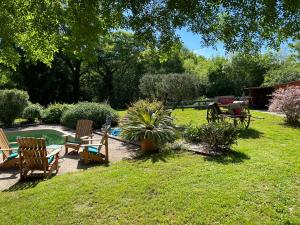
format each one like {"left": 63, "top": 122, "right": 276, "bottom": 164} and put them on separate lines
{"left": 0, "top": 32, "right": 299, "bottom": 108}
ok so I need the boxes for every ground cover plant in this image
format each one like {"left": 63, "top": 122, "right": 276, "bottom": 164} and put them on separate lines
{"left": 184, "top": 121, "right": 238, "bottom": 152}
{"left": 0, "top": 109, "right": 299, "bottom": 224}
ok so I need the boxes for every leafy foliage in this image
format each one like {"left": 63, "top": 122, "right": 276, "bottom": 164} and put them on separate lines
{"left": 121, "top": 100, "right": 176, "bottom": 146}
{"left": 207, "top": 54, "right": 272, "bottom": 96}
{"left": 184, "top": 122, "right": 238, "bottom": 151}
{"left": 60, "top": 102, "right": 119, "bottom": 129}
{"left": 263, "top": 61, "right": 300, "bottom": 86}
{"left": 22, "top": 103, "right": 43, "bottom": 123}
{"left": 0, "top": 89, "right": 29, "bottom": 126}
{"left": 139, "top": 73, "right": 200, "bottom": 105}
{"left": 42, "top": 103, "right": 73, "bottom": 124}
{"left": 269, "top": 87, "right": 300, "bottom": 125}
{"left": 1, "top": 1, "right": 299, "bottom": 67}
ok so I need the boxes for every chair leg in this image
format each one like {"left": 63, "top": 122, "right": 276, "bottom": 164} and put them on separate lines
{"left": 65, "top": 146, "right": 68, "bottom": 154}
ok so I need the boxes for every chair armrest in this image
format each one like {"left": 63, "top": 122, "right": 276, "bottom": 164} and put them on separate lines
{"left": 81, "top": 138, "right": 102, "bottom": 141}
{"left": 81, "top": 144, "right": 103, "bottom": 147}
{"left": 9, "top": 142, "right": 18, "bottom": 145}
{"left": 46, "top": 148, "right": 61, "bottom": 158}
{"left": 80, "top": 136, "right": 90, "bottom": 140}
{"left": 0, "top": 148, "right": 18, "bottom": 152}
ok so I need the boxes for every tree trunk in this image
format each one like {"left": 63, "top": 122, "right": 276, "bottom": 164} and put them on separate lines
{"left": 72, "top": 60, "right": 81, "bottom": 102}
{"left": 102, "top": 68, "right": 113, "bottom": 101}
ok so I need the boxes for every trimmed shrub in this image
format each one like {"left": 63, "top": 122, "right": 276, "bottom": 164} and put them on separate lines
{"left": 0, "top": 89, "right": 29, "bottom": 125}
{"left": 269, "top": 86, "right": 300, "bottom": 125}
{"left": 23, "top": 103, "right": 43, "bottom": 123}
{"left": 61, "top": 102, "right": 119, "bottom": 129}
{"left": 42, "top": 103, "right": 73, "bottom": 124}
{"left": 184, "top": 122, "right": 238, "bottom": 151}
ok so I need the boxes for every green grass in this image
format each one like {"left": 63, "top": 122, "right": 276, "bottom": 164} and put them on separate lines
{"left": 0, "top": 109, "right": 299, "bottom": 224}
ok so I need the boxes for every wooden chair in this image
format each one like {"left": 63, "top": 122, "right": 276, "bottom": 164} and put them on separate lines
{"left": 79, "top": 125, "right": 110, "bottom": 164}
{"left": 17, "top": 137, "right": 61, "bottom": 179}
{"left": 0, "top": 128, "right": 19, "bottom": 170}
{"left": 64, "top": 120, "right": 93, "bottom": 154}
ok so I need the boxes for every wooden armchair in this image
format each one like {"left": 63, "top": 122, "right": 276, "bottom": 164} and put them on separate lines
{"left": 64, "top": 120, "right": 93, "bottom": 154}
{"left": 0, "top": 128, "right": 19, "bottom": 170}
{"left": 17, "top": 137, "right": 61, "bottom": 179}
{"left": 79, "top": 125, "right": 110, "bottom": 164}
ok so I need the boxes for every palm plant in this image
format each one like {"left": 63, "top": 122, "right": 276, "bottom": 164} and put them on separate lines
{"left": 121, "top": 101, "right": 176, "bottom": 152}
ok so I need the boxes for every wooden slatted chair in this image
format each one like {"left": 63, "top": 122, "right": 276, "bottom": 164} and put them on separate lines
{"left": 64, "top": 120, "right": 93, "bottom": 154}
{"left": 17, "top": 137, "right": 61, "bottom": 179}
{"left": 79, "top": 125, "right": 110, "bottom": 164}
{"left": 0, "top": 128, "right": 19, "bottom": 169}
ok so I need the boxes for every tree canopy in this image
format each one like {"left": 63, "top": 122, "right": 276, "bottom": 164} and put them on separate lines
{"left": 1, "top": 0, "right": 299, "bottom": 67}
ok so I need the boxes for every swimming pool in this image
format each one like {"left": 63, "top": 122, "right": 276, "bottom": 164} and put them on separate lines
{"left": 3, "top": 129, "right": 69, "bottom": 151}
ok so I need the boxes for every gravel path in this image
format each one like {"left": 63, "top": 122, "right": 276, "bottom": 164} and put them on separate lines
{"left": 0, "top": 125, "right": 138, "bottom": 191}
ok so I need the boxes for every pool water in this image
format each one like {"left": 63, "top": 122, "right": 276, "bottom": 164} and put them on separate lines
{"left": 4, "top": 129, "right": 68, "bottom": 149}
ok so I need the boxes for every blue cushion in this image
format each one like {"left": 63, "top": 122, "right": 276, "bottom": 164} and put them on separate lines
{"left": 87, "top": 146, "right": 99, "bottom": 155}
{"left": 7, "top": 152, "right": 18, "bottom": 160}
{"left": 111, "top": 128, "right": 121, "bottom": 136}
{"left": 47, "top": 155, "right": 54, "bottom": 164}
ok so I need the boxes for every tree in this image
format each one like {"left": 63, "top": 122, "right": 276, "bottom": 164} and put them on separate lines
{"left": 139, "top": 73, "right": 200, "bottom": 109}
{"left": 1, "top": 1, "right": 299, "bottom": 68}
{"left": 263, "top": 61, "right": 300, "bottom": 86}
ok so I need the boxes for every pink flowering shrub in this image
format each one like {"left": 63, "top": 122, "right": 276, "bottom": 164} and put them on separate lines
{"left": 269, "top": 86, "right": 300, "bottom": 124}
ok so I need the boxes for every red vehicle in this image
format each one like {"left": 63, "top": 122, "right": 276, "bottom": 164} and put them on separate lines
{"left": 206, "top": 96, "right": 251, "bottom": 129}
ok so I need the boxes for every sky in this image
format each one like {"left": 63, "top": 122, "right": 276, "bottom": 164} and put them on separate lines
{"left": 176, "top": 28, "right": 292, "bottom": 58}
{"left": 176, "top": 28, "right": 225, "bottom": 58}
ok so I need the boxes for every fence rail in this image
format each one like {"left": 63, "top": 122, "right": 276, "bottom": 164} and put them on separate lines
{"left": 166, "top": 96, "right": 250, "bottom": 110}
{"left": 166, "top": 99, "right": 213, "bottom": 110}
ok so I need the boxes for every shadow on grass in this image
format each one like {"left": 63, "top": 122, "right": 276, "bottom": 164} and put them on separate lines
{"left": 76, "top": 159, "right": 110, "bottom": 170}
{"left": 279, "top": 121, "right": 300, "bottom": 129}
{"left": 131, "top": 150, "right": 177, "bottom": 164}
{"left": 3, "top": 177, "right": 44, "bottom": 192}
{"left": 238, "top": 128, "right": 264, "bottom": 139}
{"left": 204, "top": 150, "right": 250, "bottom": 164}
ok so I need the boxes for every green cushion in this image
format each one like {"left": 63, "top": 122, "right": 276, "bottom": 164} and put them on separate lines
{"left": 7, "top": 152, "right": 18, "bottom": 160}
{"left": 88, "top": 147, "right": 99, "bottom": 155}
{"left": 47, "top": 155, "right": 54, "bottom": 164}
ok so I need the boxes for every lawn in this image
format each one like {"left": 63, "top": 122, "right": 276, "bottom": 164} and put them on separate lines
{"left": 0, "top": 109, "right": 299, "bottom": 224}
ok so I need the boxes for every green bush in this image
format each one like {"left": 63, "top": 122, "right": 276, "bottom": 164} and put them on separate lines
{"left": 23, "top": 103, "right": 43, "bottom": 123}
{"left": 184, "top": 122, "right": 238, "bottom": 151}
{"left": 120, "top": 100, "right": 176, "bottom": 148}
{"left": 60, "top": 102, "right": 119, "bottom": 129}
{"left": 0, "top": 89, "right": 29, "bottom": 126}
{"left": 42, "top": 103, "right": 73, "bottom": 124}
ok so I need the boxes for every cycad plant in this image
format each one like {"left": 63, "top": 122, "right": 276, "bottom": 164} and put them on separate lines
{"left": 121, "top": 100, "right": 176, "bottom": 153}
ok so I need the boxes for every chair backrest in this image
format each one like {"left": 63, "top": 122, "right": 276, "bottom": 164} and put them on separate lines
{"left": 0, "top": 128, "right": 11, "bottom": 158}
{"left": 75, "top": 120, "right": 93, "bottom": 140}
{"left": 17, "top": 137, "right": 48, "bottom": 170}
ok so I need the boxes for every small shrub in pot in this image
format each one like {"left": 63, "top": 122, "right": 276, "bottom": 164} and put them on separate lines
{"left": 120, "top": 100, "right": 176, "bottom": 153}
